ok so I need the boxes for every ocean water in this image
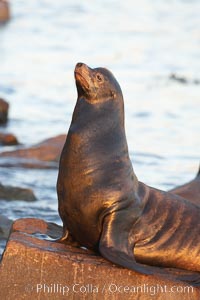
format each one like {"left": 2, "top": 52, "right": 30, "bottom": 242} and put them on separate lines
{"left": 0, "top": 0, "right": 199, "bottom": 253}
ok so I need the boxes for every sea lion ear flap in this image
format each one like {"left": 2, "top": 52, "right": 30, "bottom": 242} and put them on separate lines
{"left": 110, "top": 90, "right": 116, "bottom": 99}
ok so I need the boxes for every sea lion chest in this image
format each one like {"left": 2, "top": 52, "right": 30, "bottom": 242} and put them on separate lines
{"left": 58, "top": 101, "right": 133, "bottom": 249}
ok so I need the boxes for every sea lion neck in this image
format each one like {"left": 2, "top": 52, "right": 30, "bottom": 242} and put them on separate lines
{"left": 72, "top": 94, "right": 125, "bottom": 131}
{"left": 69, "top": 92, "right": 140, "bottom": 196}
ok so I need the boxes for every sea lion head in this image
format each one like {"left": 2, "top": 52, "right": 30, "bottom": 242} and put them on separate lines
{"left": 74, "top": 62, "right": 123, "bottom": 104}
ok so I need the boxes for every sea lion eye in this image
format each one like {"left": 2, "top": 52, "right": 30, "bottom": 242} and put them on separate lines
{"left": 96, "top": 73, "right": 103, "bottom": 82}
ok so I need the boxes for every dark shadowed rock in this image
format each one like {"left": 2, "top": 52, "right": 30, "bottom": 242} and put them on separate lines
{"left": 0, "top": 218, "right": 199, "bottom": 300}
{"left": 170, "top": 73, "right": 187, "bottom": 84}
{"left": 0, "top": 134, "right": 66, "bottom": 169}
{"left": 169, "top": 73, "right": 200, "bottom": 85}
{"left": 0, "top": 215, "right": 12, "bottom": 240}
{"left": 0, "top": 98, "right": 9, "bottom": 124}
{"left": 0, "top": 182, "right": 37, "bottom": 201}
{"left": 0, "top": 0, "right": 10, "bottom": 23}
{"left": 0, "top": 132, "right": 19, "bottom": 146}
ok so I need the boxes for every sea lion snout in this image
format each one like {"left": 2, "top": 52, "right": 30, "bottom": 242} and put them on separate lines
{"left": 76, "top": 62, "right": 84, "bottom": 68}
{"left": 74, "top": 63, "right": 91, "bottom": 92}
{"left": 75, "top": 62, "right": 89, "bottom": 74}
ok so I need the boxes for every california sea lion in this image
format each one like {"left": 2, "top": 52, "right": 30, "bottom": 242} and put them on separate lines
{"left": 169, "top": 166, "right": 200, "bottom": 206}
{"left": 57, "top": 63, "right": 200, "bottom": 285}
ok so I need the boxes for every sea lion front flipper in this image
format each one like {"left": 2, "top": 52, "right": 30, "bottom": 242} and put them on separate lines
{"left": 99, "top": 214, "right": 200, "bottom": 286}
{"left": 99, "top": 213, "right": 156, "bottom": 275}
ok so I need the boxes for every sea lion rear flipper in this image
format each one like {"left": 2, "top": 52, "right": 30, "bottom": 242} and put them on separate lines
{"left": 99, "top": 214, "right": 200, "bottom": 286}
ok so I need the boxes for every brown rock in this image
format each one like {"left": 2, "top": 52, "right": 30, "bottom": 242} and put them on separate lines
{"left": 0, "top": 134, "right": 66, "bottom": 161}
{"left": 0, "top": 182, "right": 37, "bottom": 201}
{"left": 0, "top": 98, "right": 9, "bottom": 124}
{"left": 0, "top": 134, "right": 66, "bottom": 168}
{"left": 0, "top": 0, "right": 10, "bottom": 23}
{"left": 0, "top": 132, "right": 19, "bottom": 146}
{"left": 0, "top": 218, "right": 199, "bottom": 300}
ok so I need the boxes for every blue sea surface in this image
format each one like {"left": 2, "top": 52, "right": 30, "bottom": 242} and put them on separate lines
{"left": 0, "top": 0, "right": 199, "bottom": 254}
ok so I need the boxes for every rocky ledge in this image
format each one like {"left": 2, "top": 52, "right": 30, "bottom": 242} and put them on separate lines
{"left": 0, "top": 134, "right": 66, "bottom": 169}
{"left": 0, "top": 182, "right": 37, "bottom": 201}
{"left": 0, "top": 218, "right": 199, "bottom": 300}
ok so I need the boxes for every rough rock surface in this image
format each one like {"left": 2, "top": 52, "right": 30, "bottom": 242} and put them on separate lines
{"left": 0, "top": 218, "right": 199, "bottom": 300}
{"left": 0, "top": 134, "right": 66, "bottom": 168}
{"left": 0, "top": 98, "right": 9, "bottom": 124}
{"left": 0, "top": 182, "right": 37, "bottom": 201}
